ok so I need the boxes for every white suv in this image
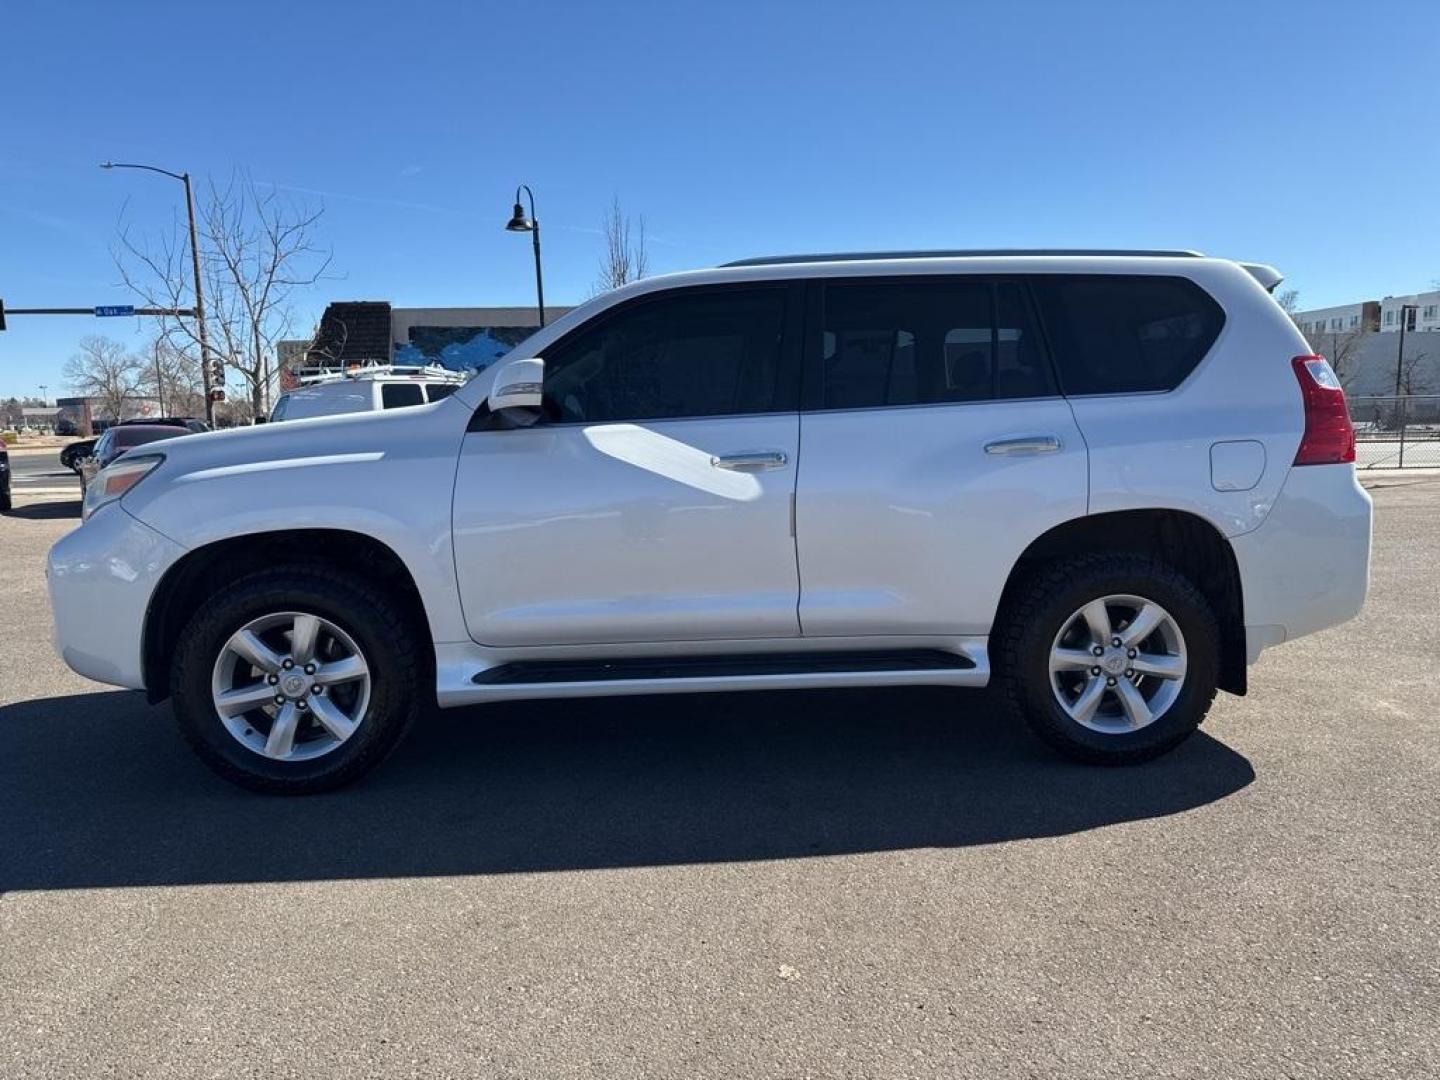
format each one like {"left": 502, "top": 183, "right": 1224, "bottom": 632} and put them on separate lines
{"left": 48, "top": 251, "right": 1372, "bottom": 793}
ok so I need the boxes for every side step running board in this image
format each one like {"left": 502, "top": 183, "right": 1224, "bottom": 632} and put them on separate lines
{"left": 473, "top": 649, "right": 974, "bottom": 686}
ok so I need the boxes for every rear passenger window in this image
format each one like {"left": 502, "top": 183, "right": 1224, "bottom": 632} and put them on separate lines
{"left": 381, "top": 383, "right": 425, "bottom": 409}
{"left": 426, "top": 384, "right": 458, "bottom": 403}
{"left": 818, "top": 279, "right": 1054, "bottom": 409}
{"left": 1030, "top": 275, "right": 1225, "bottom": 395}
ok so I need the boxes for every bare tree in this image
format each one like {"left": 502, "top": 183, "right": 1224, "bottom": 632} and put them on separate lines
{"left": 116, "top": 171, "right": 332, "bottom": 418}
{"left": 1398, "top": 348, "right": 1432, "bottom": 396}
{"left": 63, "top": 335, "right": 144, "bottom": 422}
{"left": 1276, "top": 288, "right": 1302, "bottom": 317}
{"left": 139, "top": 336, "right": 205, "bottom": 418}
{"left": 594, "top": 197, "right": 649, "bottom": 294}
{"left": 1304, "top": 323, "right": 1372, "bottom": 390}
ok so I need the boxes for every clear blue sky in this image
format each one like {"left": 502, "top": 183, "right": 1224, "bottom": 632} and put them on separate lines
{"left": 2, "top": 0, "right": 1437, "bottom": 399}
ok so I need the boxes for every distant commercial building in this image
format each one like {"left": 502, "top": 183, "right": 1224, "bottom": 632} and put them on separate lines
{"left": 1292, "top": 301, "right": 1379, "bottom": 338}
{"left": 296, "top": 302, "right": 573, "bottom": 380}
{"left": 1378, "top": 290, "right": 1440, "bottom": 333}
{"left": 1294, "top": 290, "right": 1440, "bottom": 335}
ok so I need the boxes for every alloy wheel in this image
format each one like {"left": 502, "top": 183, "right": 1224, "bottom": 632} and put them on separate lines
{"left": 210, "top": 611, "right": 371, "bottom": 762}
{"left": 1047, "top": 594, "right": 1188, "bottom": 735}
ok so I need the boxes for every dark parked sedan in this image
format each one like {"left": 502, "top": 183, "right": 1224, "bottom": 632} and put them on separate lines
{"left": 79, "top": 424, "right": 191, "bottom": 488}
{"left": 63, "top": 417, "right": 209, "bottom": 475}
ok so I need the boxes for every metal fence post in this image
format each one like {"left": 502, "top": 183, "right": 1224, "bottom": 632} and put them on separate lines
{"left": 1397, "top": 395, "right": 1408, "bottom": 469}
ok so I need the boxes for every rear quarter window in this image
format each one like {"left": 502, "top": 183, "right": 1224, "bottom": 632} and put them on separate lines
{"left": 381, "top": 383, "right": 426, "bottom": 409}
{"left": 1030, "top": 275, "right": 1225, "bottom": 395}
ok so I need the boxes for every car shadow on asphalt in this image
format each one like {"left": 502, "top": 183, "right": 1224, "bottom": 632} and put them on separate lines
{"left": 0, "top": 686, "right": 1254, "bottom": 892}
{"left": 3, "top": 498, "right": 81, "bottom": 520}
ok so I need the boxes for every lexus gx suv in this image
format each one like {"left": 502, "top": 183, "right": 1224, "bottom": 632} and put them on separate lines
{"left": 48, "top": 250, "right": 1372, "bottom": 793}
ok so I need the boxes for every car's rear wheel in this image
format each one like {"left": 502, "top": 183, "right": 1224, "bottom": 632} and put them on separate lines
{"left": 998, "top": 554, "right": 1219, "bottom": 764}
{"left": 170, "top": 567, "right": 424, "bottom": 793}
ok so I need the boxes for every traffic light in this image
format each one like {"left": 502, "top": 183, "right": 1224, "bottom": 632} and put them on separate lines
{"left": 0, "top": 299, "right": 6, "bottom": 331}
{"left": 207, "top": 357, "right": 225, "bottom": 387}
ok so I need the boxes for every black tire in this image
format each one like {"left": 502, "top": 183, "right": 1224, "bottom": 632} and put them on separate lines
{"left": 997, "top": 554, "right": 1220, "bottom": 765}
{"left": 0, "top": 484, "right": 10, "bottom": 512}
{"left": 170, "top": 566, "right": 425, "bottom": 794}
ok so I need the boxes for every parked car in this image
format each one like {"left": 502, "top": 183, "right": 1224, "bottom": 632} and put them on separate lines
{"left": 269, "top": 363, "right": 467, "bottom": 422}
{"left": 60, "top": 439, "right": 96, "bottom": 474}
{"left": 47, "top": 250, "right": 1372, "bottom": 794}
{"left": 62, "top": 418, "right": 208, "bottom": 475}
{"left": 0, "top": 442, "right": 10, "bottom": 511}
{"left": 78, "top": 424, "right": 192, "bottom": 494}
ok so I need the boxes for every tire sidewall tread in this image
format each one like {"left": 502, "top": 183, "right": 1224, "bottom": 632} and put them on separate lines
{"left": 997, "top": 553, "right": 1220, "bottom": 765}
{"left": 170, "top": 566, "right": 425, "bottom": 794}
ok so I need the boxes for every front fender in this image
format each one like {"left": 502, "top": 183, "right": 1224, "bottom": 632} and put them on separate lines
{"left": 122, "top": 425, "right": 470, "bottom": 645}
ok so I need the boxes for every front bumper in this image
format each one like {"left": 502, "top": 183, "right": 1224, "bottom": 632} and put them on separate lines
{"left": 47, "top": 505, "right": 186, "bottom": 689}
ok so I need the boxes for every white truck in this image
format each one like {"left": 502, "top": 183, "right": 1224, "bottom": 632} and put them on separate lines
{"left": 268, "top": 362, "right": 468, "bottom": 422}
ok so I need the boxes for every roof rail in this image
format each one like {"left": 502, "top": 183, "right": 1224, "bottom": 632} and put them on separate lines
{"left": 722, "top": 248, "right": 1205, "bottom": 268}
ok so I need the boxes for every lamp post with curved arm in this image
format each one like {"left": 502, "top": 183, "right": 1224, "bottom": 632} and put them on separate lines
{"left": 101, "top": 161, "right": 215, "bottom": 423}
{"left": 504, "top": 184, "right": 545, "bottom": 327}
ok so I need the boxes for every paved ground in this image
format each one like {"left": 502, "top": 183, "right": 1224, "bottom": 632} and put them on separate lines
{"left": 7, "top": 448, "right": 78, "bottom": 492}
{"left": 1, "top": 481, "right": 1437, "bottom": 1079}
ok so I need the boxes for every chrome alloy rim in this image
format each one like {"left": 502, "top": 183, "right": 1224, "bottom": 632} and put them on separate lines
{"left": 1048, "top": 594, "right": 1187, "bottom": 734}
{"left": 210, "top": 611, "right": 371, "bottom": 762}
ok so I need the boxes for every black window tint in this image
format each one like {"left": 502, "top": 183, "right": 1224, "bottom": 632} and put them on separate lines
{"left": 425, "top": 383, "right": 458, "bottom": 402}
{"left": 819, "top": 280, "right": 1054, "bottom": 409}
{"left": 1030, "top": 275, "right": 1224, "bottom": 395}
{"left": 543, "top": 288, "right": 788, "bottom": 423}
{"left": 381, "top": 383, "right": 425, "bottom": 409}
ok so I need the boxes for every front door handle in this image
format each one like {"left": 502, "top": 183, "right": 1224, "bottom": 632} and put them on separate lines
{"left": 984, "top": 435, "right": 1063, "bottom": 456}
{"left": 711, "top": 450, "right": 789, "bottom": 472}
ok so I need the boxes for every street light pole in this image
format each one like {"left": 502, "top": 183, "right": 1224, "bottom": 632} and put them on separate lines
{"left": 101, "top": 162, "right": 215, "bottom": 423}
{"left": 1393, "top": 303, "right": 1417, "bottom": 397}
{"left": 505, "top": 184, "right": 545, "bottom": 326}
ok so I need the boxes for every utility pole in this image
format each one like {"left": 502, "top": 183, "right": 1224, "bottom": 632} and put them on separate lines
{"left": 182, "top": 172, "right": 214, "bottom": 424}
{"left": 152, "top": 340, "right": 165, "bottom": 416}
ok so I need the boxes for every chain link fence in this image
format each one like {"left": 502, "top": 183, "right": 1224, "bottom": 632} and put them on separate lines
{"left": 1349, "top": 395, "right": 1440, "bottom": 469}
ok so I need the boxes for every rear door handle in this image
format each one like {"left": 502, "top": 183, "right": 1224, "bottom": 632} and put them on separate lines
{"left": 711, "top": 450, "right": 789, "bottom": 472}
{"left": 984, "top": 435, "right": 1063, "bottom": 456}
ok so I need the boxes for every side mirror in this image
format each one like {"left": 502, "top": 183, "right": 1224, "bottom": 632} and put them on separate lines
{"left": 486, "top": 357, "right": 544, "bottom": 427}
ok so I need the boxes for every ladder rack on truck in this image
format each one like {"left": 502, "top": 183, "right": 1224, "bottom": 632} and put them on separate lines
{"left": 288, "top": 361, "right": 468, "bottom": 387}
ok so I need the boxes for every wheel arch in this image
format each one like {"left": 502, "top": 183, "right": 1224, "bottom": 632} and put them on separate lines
{"left": 997, "top": 509, "right": 1248, "bottom": 696}
{"left": 142, "top": 528, "right": 432, "bottom": 705}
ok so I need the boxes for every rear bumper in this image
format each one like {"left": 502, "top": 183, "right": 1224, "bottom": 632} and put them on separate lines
{"left": 1230, "top": 464, "right": 1372, "bottom": 659}
{"left": 47, "top": 505, "right": 185, "bottom": 689}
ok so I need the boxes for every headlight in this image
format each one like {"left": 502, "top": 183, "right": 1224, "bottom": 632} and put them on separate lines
{"left": 82, "top": 454, "right": 164, "bottom": 521}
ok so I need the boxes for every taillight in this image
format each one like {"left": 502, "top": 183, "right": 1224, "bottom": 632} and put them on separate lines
{"left": 1291, "top": 355, "right": 1355, "bottom": 466}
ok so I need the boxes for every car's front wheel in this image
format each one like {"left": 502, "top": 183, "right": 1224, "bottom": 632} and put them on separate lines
{"left": 170, "top": 567, "right": 425, "bottom": 793}
{"left": 998, "top": 554, "right": 1220, "bottom": 764}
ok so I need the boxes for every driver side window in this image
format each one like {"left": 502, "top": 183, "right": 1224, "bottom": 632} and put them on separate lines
{"left": 542, "top": 287, "right": 791, "bottom": 423}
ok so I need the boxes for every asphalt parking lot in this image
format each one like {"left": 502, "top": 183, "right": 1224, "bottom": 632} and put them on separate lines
{"left": 1, "top": 476, "right": 1437, "bottom": 1079}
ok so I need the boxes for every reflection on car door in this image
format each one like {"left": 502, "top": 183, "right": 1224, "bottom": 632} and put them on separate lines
{"left": 452, "top": 283, "right": 804, "bottom": 647}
